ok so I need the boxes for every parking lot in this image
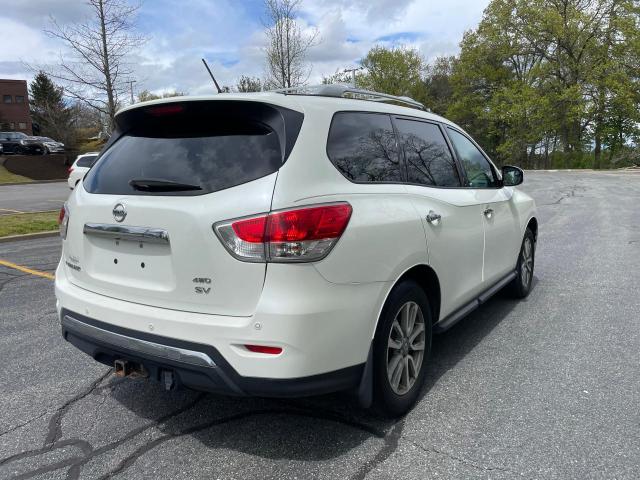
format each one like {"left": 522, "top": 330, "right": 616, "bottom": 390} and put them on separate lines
{"left": 0, "top": 170, "right": 639, "bottom": 479}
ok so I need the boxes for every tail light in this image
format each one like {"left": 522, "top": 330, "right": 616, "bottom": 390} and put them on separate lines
{"left": 214, "top": 203, "right": 352, "bottom": 263}
{"left": 67, "top": 167, "right": 74, "bottom": 175}
{"left": 58, "top": 203, "right": 69, "bottom": 240}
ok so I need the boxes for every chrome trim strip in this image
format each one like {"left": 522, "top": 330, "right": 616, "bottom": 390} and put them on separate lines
{"left": 83, "top": 223, "right": 170, "bottom": 244}
{"left": 62, "top": 315, "right": 216, "bottom": 368}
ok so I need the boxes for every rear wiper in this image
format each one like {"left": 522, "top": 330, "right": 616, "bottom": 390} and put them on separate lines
{"left": 129, "top": 178, "right": 202, "bottom": 192}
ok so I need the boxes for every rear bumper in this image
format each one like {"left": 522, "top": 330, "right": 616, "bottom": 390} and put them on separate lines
{"left": 55, "top": 260, "right": 389, "bottom": 385}
{"left": 61, "top": 309, "right": 363, "bottom": 397}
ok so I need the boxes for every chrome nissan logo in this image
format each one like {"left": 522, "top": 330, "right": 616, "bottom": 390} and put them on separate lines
{"left": 112, "top": 203, "right": 127, "bottom": 223}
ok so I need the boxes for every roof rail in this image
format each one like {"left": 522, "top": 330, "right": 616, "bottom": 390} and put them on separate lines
{"left": 270, "top": 84, "right": 427, "bottom": 111}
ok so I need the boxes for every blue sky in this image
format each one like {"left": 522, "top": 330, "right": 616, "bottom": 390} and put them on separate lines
{"left": 0, "top": 0, "right": 490, "bottom": 97}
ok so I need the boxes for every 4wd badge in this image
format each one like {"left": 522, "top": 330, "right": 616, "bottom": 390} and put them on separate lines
{"left": 193, "top": 277, "right": 212, "bottom": 294}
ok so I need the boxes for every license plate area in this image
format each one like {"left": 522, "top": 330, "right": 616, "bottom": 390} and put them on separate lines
{"left": 84, "top": 236, "right": 175, "bottom": 291}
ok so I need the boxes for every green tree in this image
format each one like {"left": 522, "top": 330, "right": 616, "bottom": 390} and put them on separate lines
{"left": 137, "top": 90, "right": 185, "bottom": 102}
{"left": 359, "top": 46, "right": 425, "bottom": 99}
{"left": 236, "top": 76, "right": 262, "bottom": 92}
{"left": 29, "top": 71, "right": 73, "bottom": 142}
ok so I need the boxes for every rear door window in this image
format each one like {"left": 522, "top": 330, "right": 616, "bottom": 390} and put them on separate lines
{"left": 395, "top": 119, "right": 460, "bottom": 187}
{"left": 327, "top": 112, "right": 402, "bottom": 183}
{"left": 84, "top": 101, "right": 303, "bottom": 196}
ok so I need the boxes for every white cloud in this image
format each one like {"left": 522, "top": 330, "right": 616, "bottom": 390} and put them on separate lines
{"left": 0, "top": 0, "right": 490, "bottom": 96}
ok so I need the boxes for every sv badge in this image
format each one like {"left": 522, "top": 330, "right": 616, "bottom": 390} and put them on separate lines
{"left": 193, "top": 277, "right": 212, "bottom": 294}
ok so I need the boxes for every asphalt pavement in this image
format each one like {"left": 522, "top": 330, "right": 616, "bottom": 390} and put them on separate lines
{"left": 0, "top": 170, "right": 639, "bottom": 479}
{"left": 0, "top": 181, "right": 70, "bottom": 214}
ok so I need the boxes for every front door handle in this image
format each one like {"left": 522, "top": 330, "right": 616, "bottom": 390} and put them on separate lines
{"left": 426, "top": 210, "right": 442, "bottom": 224}
{"left": 483, "top": 208, "right": 494, "bottom": 219}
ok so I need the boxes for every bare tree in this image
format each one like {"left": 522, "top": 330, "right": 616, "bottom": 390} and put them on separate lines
{"left": 263, "top": 0, "right": 318, "bottom": 89}
{"left": 44, "top": 0, "right": 145, "bottom": 130}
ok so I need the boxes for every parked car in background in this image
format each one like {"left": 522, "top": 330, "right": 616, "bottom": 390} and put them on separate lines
{"left": 56, "top": 87, "right": 537, "bottom": 416}
{"left": 67, "top": 152, "right": 99, "bottom": 189}
{"left": 0, "top": 131, "right": 45, "bottom": 155}
{"left": 31, "top": 136, "right": 65, "bottom": 154}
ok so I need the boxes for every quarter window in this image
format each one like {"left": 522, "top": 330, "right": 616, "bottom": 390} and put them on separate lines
{"left": 327, "top": 112, "right": 402, "bottom": 183}
{"left": 447, "top": 128, "right": 497, "bottom": 188}
{"left": 396, "top": 119, "right": 460, "bottom": 187}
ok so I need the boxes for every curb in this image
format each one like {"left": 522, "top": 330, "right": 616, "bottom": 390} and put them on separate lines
{"left": 0, "top": 231, "right": 59, "bottom": 243}
{"left": 0, "top": 179, "right": 67, "bottom": 187}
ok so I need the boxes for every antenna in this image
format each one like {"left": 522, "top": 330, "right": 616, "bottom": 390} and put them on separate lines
{"left": 201, "top": 58, "right": 222, "bottom": 94}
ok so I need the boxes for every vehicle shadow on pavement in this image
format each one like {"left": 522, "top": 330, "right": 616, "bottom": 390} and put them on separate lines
{"left": 91, "top": 279, "right": 536, "bottom": 478}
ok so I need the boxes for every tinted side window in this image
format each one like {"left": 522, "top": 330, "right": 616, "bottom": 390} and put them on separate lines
{"left": 447, "top": 128, "right": 497, "bottom": 188}
{"left": 327, "top": 112, "right": 402, "bottom": 183}
{"left": 396, "top": 119, "right": 460, "bottom": 187}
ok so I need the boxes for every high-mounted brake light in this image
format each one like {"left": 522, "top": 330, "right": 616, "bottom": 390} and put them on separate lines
{"left": 146, "top": 104, "right": 184, "bottom": 116}
{"left": 213, "top": 203, "right": 352, "bottom": 263}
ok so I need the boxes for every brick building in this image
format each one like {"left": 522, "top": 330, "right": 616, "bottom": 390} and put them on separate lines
{"left": 0, "top": 79, "right": 32, "bottom": 134}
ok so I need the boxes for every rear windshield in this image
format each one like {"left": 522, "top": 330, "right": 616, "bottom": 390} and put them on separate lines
{"left": 76, "top": 155, "right": 97, "bottom": 167}
{"left": 84, "top": 101, "right": 303, "bottom": 196}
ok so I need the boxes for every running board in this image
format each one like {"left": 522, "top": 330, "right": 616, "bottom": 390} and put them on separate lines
{"left": 433, "top": 271, "right": 517, "bottom": 333}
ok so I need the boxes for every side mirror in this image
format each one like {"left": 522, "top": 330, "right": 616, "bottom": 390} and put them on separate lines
{"left": 502, "top": 165, "right": 523, "bottom": 186}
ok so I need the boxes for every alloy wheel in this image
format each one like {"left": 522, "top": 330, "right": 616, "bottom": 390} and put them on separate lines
{"left": 386, "top": 301, "right": 426, "bottom": 395}
{"left": 521, "top": 237, "right": 534, "bottom": 288}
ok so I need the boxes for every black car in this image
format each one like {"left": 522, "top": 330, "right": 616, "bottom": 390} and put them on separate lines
{"left": 0, "top": 132, "right": 45, "bottom": 155}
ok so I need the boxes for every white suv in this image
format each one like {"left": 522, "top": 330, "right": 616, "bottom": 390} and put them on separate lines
{"left": 67, "top": 152, "right": 100, "bottom": 189}
{"left": 55, "top": 86, "right": 537, "bottom": 415}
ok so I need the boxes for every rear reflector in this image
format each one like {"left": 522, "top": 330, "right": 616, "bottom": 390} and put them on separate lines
{"left": 213, "top": 203, "right": 352, "bottom": 263}
{"left": 245, "top": 344, "right": 283, "bottom": 355}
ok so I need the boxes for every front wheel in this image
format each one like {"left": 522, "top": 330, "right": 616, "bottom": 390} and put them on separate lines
{"left": 509, "top": 228, "right": 535, "bottom": 298}
{"left": 373, "top": 280, "right": 432, "bottom": 417}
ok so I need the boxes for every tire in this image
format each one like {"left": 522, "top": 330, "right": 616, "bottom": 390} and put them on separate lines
{"left": 509, "top": 228, "right": 535, "bottom": 298}
{"left": 373, "top": 280, "right": 432, "bottom": 417}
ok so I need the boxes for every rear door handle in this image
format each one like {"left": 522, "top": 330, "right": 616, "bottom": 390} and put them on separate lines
{"left": 483, "top": 208, "right": 494, "bottom": 218}
{"left": 426, "top": 211, "right": 442, "bottom": 224}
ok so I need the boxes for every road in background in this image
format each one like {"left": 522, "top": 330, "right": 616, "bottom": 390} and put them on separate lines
{"left": 0, "top": 181, "right": 69, "bottom": 214}
{"left": 0, "top": 170, "right": 639, "bottom": 479}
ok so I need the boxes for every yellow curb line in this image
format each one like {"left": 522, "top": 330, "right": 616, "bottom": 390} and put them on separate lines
{"left": 0, "top": 259, "right": 55, "bottom": 280}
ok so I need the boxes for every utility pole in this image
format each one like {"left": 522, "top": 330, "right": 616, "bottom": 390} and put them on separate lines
{"left": 343, "top": 67, "right": 363, "bottom": 87}
{"left": 127, "top": 80, "right": 137, "bottom": 104}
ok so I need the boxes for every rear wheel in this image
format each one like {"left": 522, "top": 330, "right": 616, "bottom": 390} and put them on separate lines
{"left": 509, "top": 228, "right": 535, "bottom": 298}
{"left": 373, "top": 280, "right": 432, "bottom": 417}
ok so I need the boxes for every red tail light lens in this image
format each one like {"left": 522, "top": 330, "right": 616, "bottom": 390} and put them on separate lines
{"left": 58, "top": 203, "right": 69, "bottom": 240}
{"left": 214, "top": 203, "right": 352, "bottom": 263}
{"left": 67, "top": 167, "right": 74, "bottom": 175}
{"left": 245, "top": 344, "right": 283, "bottom": 355}
{"left": 267, "top": 204, "right": 352, "bottom": 242}
{"left": 232, "top": 216, "right": 267, "bottom": 243}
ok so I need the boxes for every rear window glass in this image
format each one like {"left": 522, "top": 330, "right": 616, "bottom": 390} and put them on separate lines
{"left": 76, "top": 155, "right": 97, "bottom": 167}
{"left": 327, "top": 112, "right": 402, "bottom": 183}
{"left": 84, "top": 101, "right": 302, "bottom": 196}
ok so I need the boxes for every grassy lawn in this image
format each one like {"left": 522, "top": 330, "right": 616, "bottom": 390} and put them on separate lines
{"left": 0, "top": 164, "right": 31, "bottom": 184}
{"left": 0, "top": 211, "right": 59, "bottom": 237}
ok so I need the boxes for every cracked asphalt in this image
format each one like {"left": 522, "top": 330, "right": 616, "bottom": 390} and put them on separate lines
{"left": 0, "top": 170, "right": 639, "bottom": 479}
